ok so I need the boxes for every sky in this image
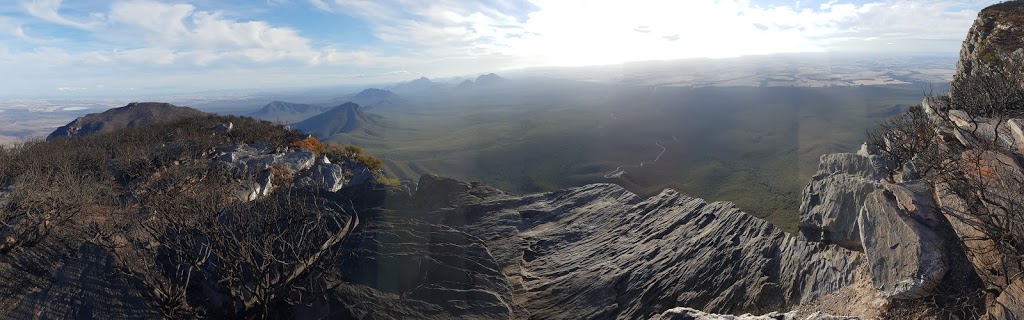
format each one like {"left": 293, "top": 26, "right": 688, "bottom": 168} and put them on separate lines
{"left": 0, "top": 0, "right": 1001, "bottom": 97}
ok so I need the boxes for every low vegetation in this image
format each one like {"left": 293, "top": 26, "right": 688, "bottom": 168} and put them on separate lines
{"left": 868, "top": 64, "right": 1024, "bottom": 317}
{"left": 0, "top": 114, "right": 385, "bottom": 318}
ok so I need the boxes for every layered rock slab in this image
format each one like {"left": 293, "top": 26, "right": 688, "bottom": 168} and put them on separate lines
{"left": 422, "top": 181, "right": 865, "bottom": 319}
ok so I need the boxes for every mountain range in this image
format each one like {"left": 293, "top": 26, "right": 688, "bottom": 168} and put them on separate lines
{"left": 249, "top": 88, "right": 397, "bottom": 124}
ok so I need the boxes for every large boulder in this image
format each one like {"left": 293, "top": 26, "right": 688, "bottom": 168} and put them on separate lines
{"left": 296, "top": 157, "right": 346, "bottom": 192}
{"left": 857, "top": 181, "right": 947, "bottom": 300}
{"left": 799, "top": 153, "right": 887, "bottom": 250}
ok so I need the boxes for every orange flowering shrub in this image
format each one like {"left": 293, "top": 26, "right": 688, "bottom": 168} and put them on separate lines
{"left": 289, "top": 135, "right": 326, "bottom": 156}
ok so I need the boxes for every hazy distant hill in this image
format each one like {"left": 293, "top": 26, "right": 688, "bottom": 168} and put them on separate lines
{"left": 457, "top": 73, "right": 507, "bottom": 89}
{"left": 292, "top": 102, "right": 382, "bottom": 138}
{"left": 48, "top": 102, "right": 205, "bottom": 139}
{"left": 248, "top": 101, "right": 327, "bottom": 124}
{"left": 325, "top": 88, "right": 397, "bottom": 108}
{"left": 390, "top": 77, "right": 445, "bottom": 94}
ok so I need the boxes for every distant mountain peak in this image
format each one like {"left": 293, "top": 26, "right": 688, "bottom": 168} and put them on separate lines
{"left": 475, "top": 73, "right": 505, "bottom": 83}
{"left": 392, "top": 76, "right": 441, "bottom": 93}
{"left": 458, "top": 73, "right": 507, "bottom": 89}
{"left": 250, "top": 101, "right": 325, "bottom": 123}
{"left": 292, "top": 102, "right": 382, "bottom": 139}
{"left": 353, "top": 88, "right": 396, "bottom": 99}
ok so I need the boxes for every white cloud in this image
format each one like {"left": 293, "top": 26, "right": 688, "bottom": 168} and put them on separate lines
{"left": 319, "top": 0, "right": 993, "bottom": 67}
{"left": 21, "top": 0, "right": 104, "bottom": 30}
{"left": 103, "top": 1, "right": 321, "bottom": 65}
{"left": 0, "top": 17, "right": 26, "bottom": 39}
{"left": 308, "top": 0, "right": 332, "bottom": 12}
{"left": 0, "top": 0, "right": 999, "bottom": 97}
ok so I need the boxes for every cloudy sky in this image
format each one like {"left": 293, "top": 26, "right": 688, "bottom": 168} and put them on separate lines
{"left": 0, "top": 0, "right": 999, "bottom": 97}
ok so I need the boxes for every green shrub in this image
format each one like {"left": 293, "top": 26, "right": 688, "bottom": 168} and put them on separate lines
{"left": 344, "top": 145, "right": 363, "bottom": 156}
{"left": 375, "top": 176, "right": 401, "bottom": 187}
{"left": 355, "top": 154, "right": 384, "bottom": 171}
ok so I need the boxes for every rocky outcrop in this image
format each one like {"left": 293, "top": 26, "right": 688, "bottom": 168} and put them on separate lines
{"left": 799, "top": 153, "right": 887, "bottom": 250}
{"left": 951, "top": 2, "right": 1024, "bottom": 102}
{"left": 652, "top": 307, "right": 794, "bottom": 320}
{"left": 335, "top": 178, "right": 866, "bottom": 319}
{"left": 47, "top": 102, "right": 206, "bottom": 139}
{"left": 336, "top": 212, "right": 526, "bottom": 319}
{"left": 216, "top": 144, "right": 315, "bottom": 175}
{"left": 987, "top": 279, "right": 1024, "bottom": 319}
{"left": 798, "top": 150, "right": 957, "bottom": 301}
{"left": 858, "top": 181, "right": 947, "bottom": 299}
{"left": 296, "top": 156, "right": 345, "bottom": 192}
{"left": 215, "top": 144, "right": 381, "bottom": 199}
{"left": 651, "top": 307, "right": 856, "bottom": 320}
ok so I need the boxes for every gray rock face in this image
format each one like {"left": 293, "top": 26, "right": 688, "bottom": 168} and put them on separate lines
{"left": 216, "top": 144, "right": 315, "bottom": 175}
{"left": 950, "top": 3, "right": 1024, "bottom": 102}
{"left": 327, "top": 177, "right": 868, "bottom": 319}
{"left": 858, "top": 181, "right": 947, "bottom": 299}
{"left": 296, "top": 162, "right": 345, "bottom": 192}
{"left": 799, "top": 153, "right": 886, "bottom": 250}
{"left": 337, "top": 214, "right": 526, "bottom": 319}
{"left": 233, "top": 170, "right": 274, "bottom": 202}
{"left": 652, "top": 307, "right": 794, "bottom": 320}
{"left": 986, "top": 278, "right": 1024, "bottom": 319}
{"left": 344, "top": 162, "right": 374, "bottom": 187}
{"left": 414, "top": 174, "right": 509, "bottom": 210}
{"left": 427, "top": 183, "right": 860, "bottom": 318}
{"left": 798, "top": 149, "right": 965, "bottom": 302}
{"left": 212, "top": 122, "right": 233, "bottom": 133}
{"left": 0, "top": 242, "right": 156, "bottom": 319}
{"left": 651, "top": 307, "right": 858, "bottom": 320}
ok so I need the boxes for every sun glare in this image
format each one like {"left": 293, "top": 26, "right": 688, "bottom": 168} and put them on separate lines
{"left": 508, "top": 0, "right": 829, "bottom": 66}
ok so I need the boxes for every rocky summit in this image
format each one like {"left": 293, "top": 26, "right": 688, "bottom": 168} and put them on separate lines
{"left": 47, "top": 102, "right": 206, "bottom": 139}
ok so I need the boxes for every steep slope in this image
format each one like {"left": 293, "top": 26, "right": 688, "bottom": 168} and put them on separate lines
{"left": 292, "top": 102, "right": 382, "bottom": 139}
{"left": 249, "top": 101, "right": 326, "bottom": 123}
{"left": 47, "top": 102, "right": 205, "bottom": 139}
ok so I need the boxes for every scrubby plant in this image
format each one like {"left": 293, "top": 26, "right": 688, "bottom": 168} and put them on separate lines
{"left": 289, "top": 135, "right": 327, "bottom": 156}
{"left": 866, "top": 105, "right": 939, "bottom": 177}
{"left": 355, "top": 154, "right": 384, "bottom": 171}
{"left": 0, "top": 112, "right": 372, "bottom": 318}
{"left": 375, "top": 176, "right": 401, "bottom": 187}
